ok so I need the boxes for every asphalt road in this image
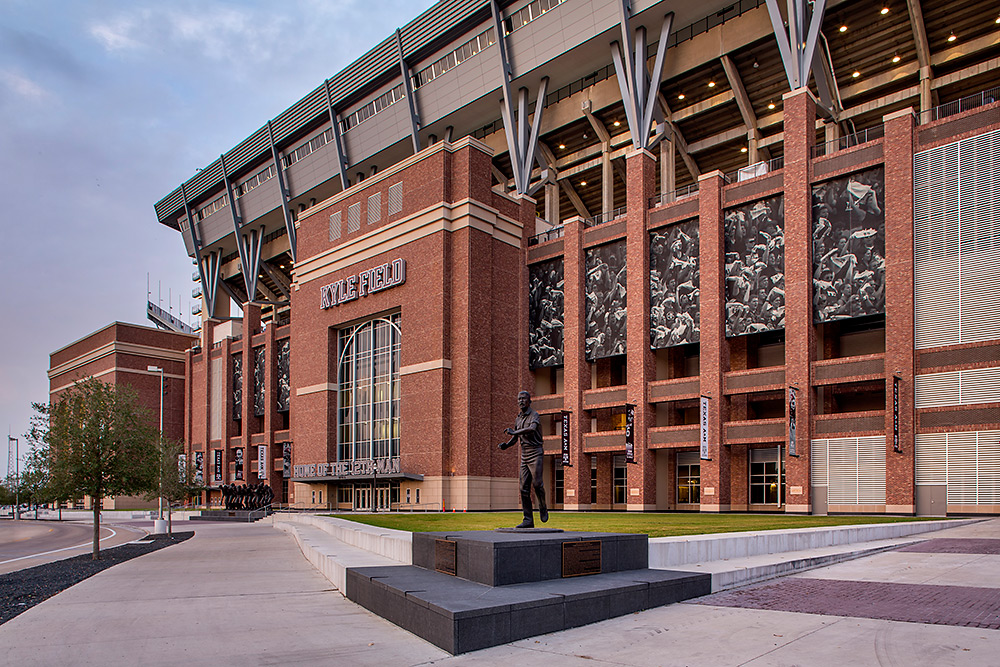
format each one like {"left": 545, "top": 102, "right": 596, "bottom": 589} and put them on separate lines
{"left": 0, "top": 520, "right": 145, "bottom": 574}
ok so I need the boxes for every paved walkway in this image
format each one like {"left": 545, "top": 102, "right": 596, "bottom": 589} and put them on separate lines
{"left": 1, "top": 519, "right": 999, "bottom": 665}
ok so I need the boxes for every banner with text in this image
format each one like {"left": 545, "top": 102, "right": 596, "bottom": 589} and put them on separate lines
{"left": 561, "top": 411, "right": 571, "bottom": 466}
{"left": 625, "top": 404, "right": 635, "bottom": 464}
{"left": 700, "top": 396, "right": 710, "bottom": 460}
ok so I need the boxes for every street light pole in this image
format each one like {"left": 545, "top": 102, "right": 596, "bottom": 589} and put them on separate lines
{"left": 148, "top": 365, "right": 164, "bottom": 520}
{"left": 8, "top": 436, "right": 18, "bottom": 521}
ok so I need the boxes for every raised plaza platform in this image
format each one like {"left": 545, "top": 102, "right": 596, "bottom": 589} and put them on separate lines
{"left": 345, "top": 530, "right": 710, "bottom": 654}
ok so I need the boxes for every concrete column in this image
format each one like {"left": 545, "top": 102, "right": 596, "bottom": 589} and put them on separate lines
{"left": 561, "top": 216, "right": 591, "bottom": 509}
{"left": 883, "top": 108, "right": 917, "bottom": 514}
{"left": 782, "top": 87, "right": 817, "bottom": 514}
{"left": 625, "top": 149, "right": 657, "bottom": 510}
{"left": 602, "top": 143, "right": 614, "bottom": 217}
{"left": 697, "top": 170, "right": 729, "bottom": 512}
{"left": 660, "top": 138, "right": 675, "bottom": 200}
{"left": 545, "top": 181, "right": 560, "bottom": 225}
{"left": 919, "top": 66, "right": 933, "bottom": 114}
{"left": 748, "top": 130, "right": 760, "bottom": 164}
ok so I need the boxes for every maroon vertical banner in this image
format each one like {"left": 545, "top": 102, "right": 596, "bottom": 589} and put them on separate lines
{"left": 893, "top": 375, "right": 900, "bottom": 453}
{"left": 788, "top": 386, "right": 797, "bottom": 457}
{"left": 561, "top": 411, "right": 572, "bottom": 466}
{"left": 214, "top": 449, "right": 222, "bottom": 482}
{"left": 700, "top": 396, "right": 710, "bottom": 460}
{"left": 235, "top": 448, "right": 244, "bottom": 481}
{"left": 625, "top": 403, "right": 636, "bottom": 464}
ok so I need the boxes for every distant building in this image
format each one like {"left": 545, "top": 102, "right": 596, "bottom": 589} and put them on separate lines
{"left": 153, "top": 0, "right": 1000, "bottom": 514}
{"left": 48, "top": 322, "right": 196, "bottom": 510}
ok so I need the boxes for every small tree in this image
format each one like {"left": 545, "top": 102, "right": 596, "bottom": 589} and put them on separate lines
{"left": 146, "top": 437, "right": 203, "bottom": 536}
{"left": 27, "top": 377, "right": 158, "bottom": 559}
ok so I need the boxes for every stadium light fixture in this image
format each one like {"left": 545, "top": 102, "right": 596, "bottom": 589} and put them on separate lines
{"left": 708, "top": 81, "right": 715, "bottom": 88}
{"left": 892, "top": 54, "right": 901, "bottom": 63}
{"left": 678, "top": 93, "right": 685, "bottom": 100}
{"left": 880, "top": 7, "right": 889, "bottom": 15}
{"left": 852, "top": 70, "right": 861, "bottom": 78}
{"left": 839, "top": 25, "right": 847, "bottom": 32}
{"left": 948, "top": 32, "right": 956, "bottom": 42}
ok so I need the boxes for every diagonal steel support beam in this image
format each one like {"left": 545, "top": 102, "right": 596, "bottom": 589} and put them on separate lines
{"left": 765, "top": 0, "right": 827, "bottom": 91}
{"left": 611, "top": 4, "right": 673, "bottom": 151}
{"left": 656, "top": 93, "right": 700, "bottom": 180}
{"left": 180, "top": 181, "right": 219, "bottom": 319}
{"left": 323, "top": 79, "right": 351, "bottom": 190}
{"left": 241, "top": 225, "right": 265, "bottom": 304}
{"left": 811, "top": 35, "right": 843, "bottom": 121}
{"left": 218, "top": 152, "right": 259, "bottom": 303}
{"left": 491, "top": 0, "right": 548, "bottom": 195}
{"left": 396, "top": 29, "right": 421, "bottom": 154}
{"left": 266, "top": 120, "right": 297, "bottom": 262}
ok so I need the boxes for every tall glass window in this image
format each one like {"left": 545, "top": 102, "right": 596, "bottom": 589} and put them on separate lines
{"left": 337, "top": 313, "right": 401, "bottom": 462}
{"left": 613, "top": 454, "right": 627, "bottom": 504}
{"left": 749, "top": 446, "right": 784, "bottom": 505}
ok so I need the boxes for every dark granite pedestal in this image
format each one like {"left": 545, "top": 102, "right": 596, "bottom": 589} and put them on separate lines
{"left": 345, "top": 531, "right": 710, "bottom": 654}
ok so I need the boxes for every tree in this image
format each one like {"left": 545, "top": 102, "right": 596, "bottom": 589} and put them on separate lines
{"left": 27, "top": 377, "right": 159, "bottom": 559}
{"left": 145, "top": 437, "right": 203, "bottom": 536}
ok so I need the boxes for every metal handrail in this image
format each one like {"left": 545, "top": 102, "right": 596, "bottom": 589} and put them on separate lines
{"left": 811, "top": 125, "right": 884, "bottom": 157}
{"left": 649, "top": 183, "right": 700, "bottom": 208}
{"left": 247, "top": 504, "right": 273, "bottom": 522}
{"left": 920, "top": 86, "right": 1000, "bottom": 124}
{"left": 528, "top": 225, "right": 565, "bottom": 245}
{"left": 583, "top": 206, "right": 627, "bottom": 228}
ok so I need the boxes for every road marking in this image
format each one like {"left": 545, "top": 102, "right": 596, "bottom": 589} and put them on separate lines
{"left": 0, "top": 527, "right": 118, "bottom": 565}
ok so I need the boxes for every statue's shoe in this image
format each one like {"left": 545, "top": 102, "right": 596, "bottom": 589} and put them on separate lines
{"left": 540, "top": 506, "right": 549, "bottom": 523}
{"left": 515, "top": 519, "right": 535, "bottom": 529}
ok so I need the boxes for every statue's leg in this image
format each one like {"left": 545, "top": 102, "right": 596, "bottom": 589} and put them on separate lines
{"left": 518, "top": 459, "right": 534, "bottom": 527}
{"left": 530, "top": 453, "right": 548, "bottom": 523}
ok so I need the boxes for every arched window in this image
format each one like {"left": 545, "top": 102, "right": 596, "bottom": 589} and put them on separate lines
{"left": 337, "top": 313, "right": 401, "bottom": 462}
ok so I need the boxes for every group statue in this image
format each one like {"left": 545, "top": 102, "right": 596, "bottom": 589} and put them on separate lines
{"left": 498, "top": 390, "right": 549, "bottom": 529}
{"left": 220, "top": 482, "right": 274, "bottom": 511}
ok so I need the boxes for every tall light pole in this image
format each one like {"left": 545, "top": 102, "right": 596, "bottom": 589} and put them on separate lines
{"left": 148, "top": 365, "right": 164, "bottom": 520}
{"left": 8, "top": 435, "right": 18, "bottom": 521}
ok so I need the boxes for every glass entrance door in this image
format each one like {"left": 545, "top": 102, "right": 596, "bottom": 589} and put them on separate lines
{"left": 354, "top": 486, "right": 371, "bottom": 510}
{"left": 375, "top": 485, "right": 391, "bottom": 511}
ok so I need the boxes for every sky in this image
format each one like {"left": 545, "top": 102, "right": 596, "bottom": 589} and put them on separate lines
{"left": 0, "top": 0, "right": 435, "bottom": 476}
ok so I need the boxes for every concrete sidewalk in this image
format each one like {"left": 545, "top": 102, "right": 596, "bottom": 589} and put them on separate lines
{"left": 3, "top": 518, "right": 999, "bottom": 665}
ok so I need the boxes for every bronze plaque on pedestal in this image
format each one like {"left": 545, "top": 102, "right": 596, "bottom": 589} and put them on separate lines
{"left": 562, "top": 540, "right": 602, "bottom": 577}
{"left": 435, "top": 539, "right": 457, "bottom": 576}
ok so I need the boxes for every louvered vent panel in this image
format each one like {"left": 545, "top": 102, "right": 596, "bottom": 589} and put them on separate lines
{"left": 915, "top": 129, "right": 1000, "bottom": 349}
{"left": 977, "top": 431, "right": 1000, "bottom": 504}
{"left": 328, "top": 211, "right": 342, "bottom": 242}
{"left": 915, "top": 432, "right": 947, "bottom": 484}
{"left": 915, "top": 371, "right": 960, "bottom": 408}
{"left": 857, "top": 436, "right": 886, "bottom": 504}
{"left": 960, "top": 367, "right": 1000, "bottom": 405}
{"left": 677, "top": 451, "right": 700, "bottom": 466}
{"left": 368, "top": 192, "right": 382, "bottom": 225}
{"left": 810, "top": 439, "right": 828, "bottom": 486}
{"left": 960, "top": 251, "right": 1000, "bottom": 343}
{"left": 914, "top": 257, "right": 960, "bottom": 348}
{"left": 946, "top": 432, "right": 978, "bottom": 504}
{"left": 388, "top": 182, "right": 403, "bottom": 216}
{"left": 347, "top": 202, "right": 361, "bottom": 233}
{"left": 827, "top": 437, "right": 857, "bottom": 504}
{"left": 914, "top": 142, "right": 960, "bottom": 262}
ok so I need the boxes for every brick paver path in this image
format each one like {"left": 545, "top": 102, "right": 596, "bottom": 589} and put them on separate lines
{"left": 695, "top": 578, "right": 1000, "bottom": 629}
{"left": 899, "top": 538, "right": 1000, "bottom": 554}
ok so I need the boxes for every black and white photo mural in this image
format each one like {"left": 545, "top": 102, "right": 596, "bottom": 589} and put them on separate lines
{"left": 585, "top": 240, "right": 627, "bottom": 359}
{"left": 253, "top": 347, "right": 266, "bottom": 417}
{"left": 812, "top": 166, "right": 886, "bottom": 322}
{"left": 529, "top": 258, "right": 565, "bottom": 368}
{"left": 277, "top": 340, "right": 290, "bottom": 412}
{"left": 232, "top": 356, "right": 242, "bottom": 420}
{"left": 724, "top": 194, "right": 785, "bottom": 337}
{"left": 650, "top": 219, "right": 700, "bottom": 348}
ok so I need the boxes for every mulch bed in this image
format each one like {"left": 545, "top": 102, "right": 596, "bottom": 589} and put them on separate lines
{"left": 0, "top": 531, "right": 194, "bottom": 625}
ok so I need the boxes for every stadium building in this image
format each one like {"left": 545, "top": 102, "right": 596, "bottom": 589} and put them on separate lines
{"left": 153, "top": 0, "right": 1000, "bottom": 514}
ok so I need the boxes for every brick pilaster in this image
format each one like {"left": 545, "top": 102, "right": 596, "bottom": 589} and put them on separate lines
{"left": 883, "top": 108, "right": 917, "bottom": 514}
{"left": 561, "top": 216, "right": 591, "bottom": 509}
{"left": 625, "top": 149, "right": 657, "bottom": 510}
{"left": 782, "top": 87, "right": 816, "bottom": 513}
{"left": 698, "top": 170, "right": 730, "bottom": 511}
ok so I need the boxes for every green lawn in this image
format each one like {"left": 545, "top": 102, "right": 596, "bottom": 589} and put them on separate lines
{"left": 330, "top": 512, "right": 942, "bottom": 538}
